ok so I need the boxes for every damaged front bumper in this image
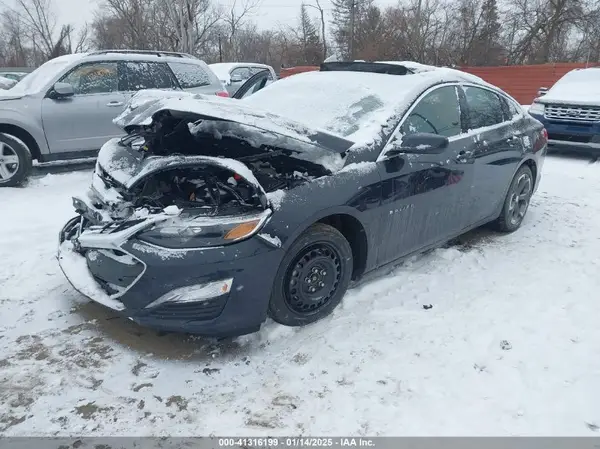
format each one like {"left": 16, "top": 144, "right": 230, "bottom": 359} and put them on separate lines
{"left": 58, "top": 211, "right": 284, "bottom": 337}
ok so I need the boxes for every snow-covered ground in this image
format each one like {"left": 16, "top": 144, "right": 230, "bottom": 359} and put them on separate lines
{"left": 1, "top": 155, "right": 600, "bottom": 436}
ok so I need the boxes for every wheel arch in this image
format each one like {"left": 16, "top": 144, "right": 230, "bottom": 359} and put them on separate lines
{"left": 278, "top": 206, "right": 370, "bottom": 281}
{"left": 521, "top": 157, "right": 538, "bottom": 189}
{"left": 0, "top": 124, "right": 42, "bottom": 161}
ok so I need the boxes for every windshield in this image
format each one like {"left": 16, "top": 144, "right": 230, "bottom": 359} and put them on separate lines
{"left": 9, "top": 55, "right": 83, "bottom": 95}
{"left": 242, "top": 70, "right": 431, "bottom": 146}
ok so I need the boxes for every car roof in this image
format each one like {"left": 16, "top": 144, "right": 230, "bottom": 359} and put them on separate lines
{"left": 209, "top": 62, "right": 272, "bottom": 71}
{"left": 50, "top": 50, "right": 208, "bottom": 66}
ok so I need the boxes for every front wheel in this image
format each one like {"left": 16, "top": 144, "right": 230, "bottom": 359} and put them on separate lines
{"left": 268, "top": 223, "right": 353, "bottom": 327}
{"left": 0, "top": 134, "right": 33, "bottom": 187}
{"left": 493, "top": 165, "right": 534, "bottom": 232}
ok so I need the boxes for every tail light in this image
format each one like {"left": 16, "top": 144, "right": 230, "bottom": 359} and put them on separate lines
{"left": 215, "top": 90, "right": 229, "bottom": 98}
{"left": 533, "top": 128, "right": 548, "bottom": 153}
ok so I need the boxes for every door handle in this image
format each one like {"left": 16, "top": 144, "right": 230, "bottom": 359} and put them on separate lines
{"left": 106, "top": 101, "right": 124, "bottom": 107}
{"left": 456, "top": 150, "right": 473, "bottom": 163}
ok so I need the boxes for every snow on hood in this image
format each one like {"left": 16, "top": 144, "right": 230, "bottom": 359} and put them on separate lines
{"left": 242, "top": 68, "right": 493, "bottom": 150}
{"left": 0, "top": 76, "right": 16, "bottom": 89}
{"left": 538, "top": 68, "right": 600, "bottom": 106}
{"left": 0, "top": 53, "right": 86, "bottom": 98}
{"left": 114, "top": 89, "right": 354, "bottom": 153}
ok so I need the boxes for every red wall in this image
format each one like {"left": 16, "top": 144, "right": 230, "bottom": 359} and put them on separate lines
{"left": 460, "top": 63, "right": 600, "bottom": 104}
{"left": 280, "top": 63, "right": 600, "bottom": 105}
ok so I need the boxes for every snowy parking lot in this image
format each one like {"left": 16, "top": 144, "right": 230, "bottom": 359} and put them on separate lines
{"left": 1, "top": 154, "right": 600, "bottom": 436}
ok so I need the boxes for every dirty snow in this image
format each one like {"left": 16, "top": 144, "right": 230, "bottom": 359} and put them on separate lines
{"left": 1, "top": 156, "right": 600, "bottom": 436}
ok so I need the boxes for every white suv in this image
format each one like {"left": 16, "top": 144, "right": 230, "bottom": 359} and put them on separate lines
{"left": 0, "top": 49, "right": 228, "bottom": 186}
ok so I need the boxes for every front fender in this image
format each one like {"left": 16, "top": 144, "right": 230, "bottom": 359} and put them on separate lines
{"left": 0, "top": 98, "right": 48, "bottom": 154}
{"left": 260, "top": 163, "right": 381, "bottom": 254}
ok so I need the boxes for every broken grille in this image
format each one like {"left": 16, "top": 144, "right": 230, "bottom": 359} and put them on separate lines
{"left": 544, "top": 104, "right": 600, "bottom": 123}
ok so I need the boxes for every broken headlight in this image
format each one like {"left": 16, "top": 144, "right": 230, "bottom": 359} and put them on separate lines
{"left": 137, "top": 210, "right": 270, "bottom": 249}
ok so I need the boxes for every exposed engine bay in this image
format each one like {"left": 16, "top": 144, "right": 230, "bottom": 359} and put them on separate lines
{"left": 95, "top": 111, "right": 333, "bottom": 219}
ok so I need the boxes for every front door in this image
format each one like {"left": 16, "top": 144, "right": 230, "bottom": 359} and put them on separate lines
{"left": 41, "top": 61, "right": 127, "bottom": 153}
{"left": 375, "top": 84, "right": 476, "bottom": 267}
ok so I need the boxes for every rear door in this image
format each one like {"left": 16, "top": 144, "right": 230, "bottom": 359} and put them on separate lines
{"left": 41, "top": 61, "right": 127, "bottom": 153}
{"left": 461, "top": 84, "right": 525, "bottom": 223}
{"left": 374, "top": 84, "right": 476, "bottom": 266}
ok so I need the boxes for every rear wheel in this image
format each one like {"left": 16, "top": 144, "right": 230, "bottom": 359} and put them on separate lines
{"left": 0, "top": 134, "right": 32, "bottom": 187}
{"left": 268, "top": 223, "right": 353, "bottom": 327}
{"left": 493, "top": 165, "right": 533, "bottom": 232}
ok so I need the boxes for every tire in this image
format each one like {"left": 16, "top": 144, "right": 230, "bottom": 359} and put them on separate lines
{"left": 493, "top": 165, "right": 534, "bottom": 232}
{"left": 268, "top": 223, "right": 353, "bottom": 327}
{"left": 0, "top": 133, "right": 33, "bottom": 187}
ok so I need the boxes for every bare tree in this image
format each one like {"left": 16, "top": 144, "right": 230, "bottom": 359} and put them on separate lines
{"left": 306, "top": 0, "right": 327, "bottom": 60}
{"left": 221, "top": 0, "right": 260, "bottom": 60}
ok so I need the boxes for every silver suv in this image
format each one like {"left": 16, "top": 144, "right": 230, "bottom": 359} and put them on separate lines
{"left": 0, "top": 50, "right": 227, "bottom": 186}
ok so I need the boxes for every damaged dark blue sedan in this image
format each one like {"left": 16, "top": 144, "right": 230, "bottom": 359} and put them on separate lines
{"left": 58, "top": 62, "right": 547, "bottom": 337}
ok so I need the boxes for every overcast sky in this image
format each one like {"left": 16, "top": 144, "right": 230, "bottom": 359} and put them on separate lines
{"left": 54, "top": 0, "right": 401, "bottom": 35}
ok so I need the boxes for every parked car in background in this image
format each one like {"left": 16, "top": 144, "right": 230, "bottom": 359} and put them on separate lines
{"left": 0, "top": 71, "right": 30, "bottom": 82}
{"left": 0, "top": 50, "right": 228, "bottom": 187}
{"left": 528, "top": 67, "right": 600, "bottom": 155}
{"left": 58, "top": 61, "right": 547, "bottom": 338}
{"left": 208, "top": 62, "right": 276, "bottom": 96}
{"left": 0, "top": 76, "right": 17, "bottom": 90}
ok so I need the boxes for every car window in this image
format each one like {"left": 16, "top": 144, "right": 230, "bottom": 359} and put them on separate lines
{"left": 125, "top": 62, "right": 176, "bottom": 91}
{"left": 168, "top": 62, "right": 211, "bottom": 88}
{"left": 251, "top": 67, "right": 273, "bottom": 80}
{"left": 464, "top": 86, "right": 504, "bottom": 129}
{"left": 231, "top": 67, "right": 251, "bottom": 81}
{"left": 238, "top": 76, "right": 269, "bottom": 99}
{"left": 60, "top": 62, "right": 119, "bottom": 95}
{"left": 400, "top": 86, "right": 462, "bottom": 137}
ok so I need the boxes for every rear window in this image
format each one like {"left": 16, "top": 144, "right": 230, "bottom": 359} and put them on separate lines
{"left": 124, "top": 62, "right": 176, "bottom": 91}
{"left": 168, "top": 62, "right": 212, "bottom": 88}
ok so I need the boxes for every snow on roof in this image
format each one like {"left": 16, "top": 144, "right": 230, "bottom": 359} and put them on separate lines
{"left": 378, "top": 60, "right": 492, "bottom": 86}
{"left": 540, "top": 68, "right": 600, "bottom": 106}
{"left": 243, "top": 66, "right": 492, "bottom": 149}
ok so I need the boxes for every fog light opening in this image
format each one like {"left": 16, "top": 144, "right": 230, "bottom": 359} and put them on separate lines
{"left": 145, "top": 278, "right": 234, "bottom": 309}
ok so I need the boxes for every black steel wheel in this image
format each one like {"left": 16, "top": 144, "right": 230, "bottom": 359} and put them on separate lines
{"left": 493, "top": 165, "right": 534, "bottom": 232}
{"left": 269, "top": 223, "right": 353, "bottom": 326}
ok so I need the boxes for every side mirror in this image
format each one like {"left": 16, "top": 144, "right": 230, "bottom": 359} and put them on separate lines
{"left": 230, "top": 74, "right": 243, "bottom": 83}
{"left": 386, "top": 133, "right": 449, "bottom": 157}
{"left": 538, "top": 87, "right": 548, "bottom": 97}
{"left": 52, "top": 82, "right": 75, "bottom": 98}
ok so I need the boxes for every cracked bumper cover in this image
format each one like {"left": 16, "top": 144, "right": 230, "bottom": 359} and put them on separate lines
{"left": 58, "top": 216, "right": 284, "bottom": 337}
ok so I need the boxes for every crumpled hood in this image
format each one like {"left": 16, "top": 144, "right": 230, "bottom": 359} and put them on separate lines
{"left": 113, "top": 89, "right": 355, "bottom": 154}
{"left": 96, "top": 137, "right": 266, "bottom": 197}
